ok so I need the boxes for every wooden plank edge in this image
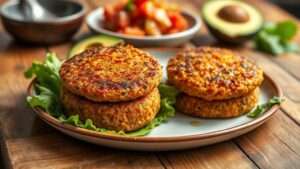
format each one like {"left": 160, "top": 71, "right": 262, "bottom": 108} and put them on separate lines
{"left": 234, "top": 110, "right": 300, "bottom": 168}
{"left": 157, "top": 140, "right": 258, "bottom": 169}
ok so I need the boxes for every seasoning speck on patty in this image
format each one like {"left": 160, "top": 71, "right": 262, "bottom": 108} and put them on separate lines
{"left": 60, "top": 45, "right": 162, "bottom": 102}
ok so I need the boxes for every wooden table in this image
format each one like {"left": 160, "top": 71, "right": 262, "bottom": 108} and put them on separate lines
{"left": 0, "top": 0, "right": 299, "bottom": 168}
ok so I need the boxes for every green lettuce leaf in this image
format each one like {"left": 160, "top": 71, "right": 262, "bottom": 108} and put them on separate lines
{"left": 158, "top": 83, "right": 181, "bottom": 104}
{"left": 58, "top": 115, "right": 126, "bottom": 135}
{"left": 24, "top": 52, "right": 61, "bottom": 97}
{"left": 25, "top": 52, "right": 180, "bottom": 136}
{"left": 26, "top": 85, "right": 63, "bottom": 117}
{"left": 247, "top": 96, "right": 282, "bottom": 118}
{"left": 25, "top": 52, "right": 63, "bottom": 117}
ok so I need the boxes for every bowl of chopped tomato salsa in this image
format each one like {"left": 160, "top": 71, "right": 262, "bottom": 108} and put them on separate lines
{"left": 87, "top": 0, "right": 201, "bottom": 47}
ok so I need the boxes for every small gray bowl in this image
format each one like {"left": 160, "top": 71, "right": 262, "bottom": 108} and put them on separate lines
{"left": 0, "top": 0, "right": 85, "bottom": 44}
{"left": 87, "top": 7, "right": 201, "bottom": 47}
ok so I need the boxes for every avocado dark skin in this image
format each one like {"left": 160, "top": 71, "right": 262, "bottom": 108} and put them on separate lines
{"left": 205, "top": 23, "right": 262, "bottom": 45}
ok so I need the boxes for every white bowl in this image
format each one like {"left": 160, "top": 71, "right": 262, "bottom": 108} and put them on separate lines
{"left": 87, "top": 7, "right": 201, "bottom": 47}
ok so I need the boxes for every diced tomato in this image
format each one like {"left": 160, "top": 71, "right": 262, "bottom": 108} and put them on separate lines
{"left": 132, "top": 18, "right": 143, "bottom": 27}
{"left": 166, "top": 28, "right": 180, "bottom": 34}
{"left": 157, "top": 23, "right": 169, "bottom": 34}
{"left": 104, "top": 5, "right": 116, "bottom": 21}
{"left": 168, "top": 12, "right": 188, "bottom": 31}
{"left": 139, "top": 1, "right": 155, "bottom": 18}
{"left": 124, "top": 26, "right": 145, "bottom": 36}
{"left": 102, "top": 0, "right": 188, "bottom": 37}
{"left": 135, "top": 0, "right": 149, "bottom": 6}
{"left": 129, "top": 7, "right": 140, "bottom": 19}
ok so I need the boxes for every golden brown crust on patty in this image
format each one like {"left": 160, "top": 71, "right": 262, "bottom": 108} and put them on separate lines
{"left": 167, "top": 47, "right": 263, "bottom": 100}
{"left": 60, "top": 45, "right": 162, "bottom": 102}
{"left": 61, "top": 87, "right": 161, "bottom": 131}
{"left": 175, "top": 88, "right": 259, "bottom": 118}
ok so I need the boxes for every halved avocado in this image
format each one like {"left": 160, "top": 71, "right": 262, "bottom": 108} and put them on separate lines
{"left": 67, "top": 35, "right": 124, "bottom": 58}
{"left": 202, "top": 0, "right": 263, "bottom": 44}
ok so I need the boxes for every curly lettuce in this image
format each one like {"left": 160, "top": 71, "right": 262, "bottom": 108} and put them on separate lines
{"left": 25, "top": 52, "right": 179, "bottom": 136}
{"left": 25, "top": 52, "right": 63, "bottom": 117}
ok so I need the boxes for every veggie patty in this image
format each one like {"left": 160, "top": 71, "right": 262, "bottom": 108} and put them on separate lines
{"left": 175, "top": 88, "right": 259, "bottom": 118}
{"left": 167, "top": 46, "right": 263, "bottom": 100}
{"left": 60, "top": 45, "right": 162, "bottom": 102}
{"left": 61, "top": 87, "right": 161, "bottom": 131}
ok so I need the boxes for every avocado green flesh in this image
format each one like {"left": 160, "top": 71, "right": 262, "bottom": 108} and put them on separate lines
{"left": 67, "top": 35, "right": 124, "bottom": 59}
{"left": 202, "top": 0, "right": 263, "bottom": 37}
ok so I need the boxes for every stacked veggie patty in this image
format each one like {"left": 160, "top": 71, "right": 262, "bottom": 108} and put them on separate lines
{"left": 167, "top": 47, "right": 263, "bottom": 118}
{"left": 59, "top": 45, "right": 162, "bottom": 131}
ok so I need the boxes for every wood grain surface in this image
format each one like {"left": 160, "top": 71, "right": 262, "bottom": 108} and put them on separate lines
{"left": 0, "top": 0, "right": 299, "bottom": 169}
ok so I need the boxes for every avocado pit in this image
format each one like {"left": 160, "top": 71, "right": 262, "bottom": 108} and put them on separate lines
{"left": 218, "top": 5, "right": 250, "bottom": 23}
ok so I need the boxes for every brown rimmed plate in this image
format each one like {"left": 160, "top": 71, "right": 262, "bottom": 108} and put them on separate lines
{"left": 27, "top": 48, "right": 282, "bottom": 151}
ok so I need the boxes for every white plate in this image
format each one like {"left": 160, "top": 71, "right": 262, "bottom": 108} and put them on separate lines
{"left": 86, "top": 8, "right": 201, "bottom": 47}
{"left": 28, "top": 48, "right": 282, "bottom": 151}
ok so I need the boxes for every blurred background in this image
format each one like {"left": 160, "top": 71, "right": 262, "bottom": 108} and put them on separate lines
{"left": 270, "top": 0, "right": 299, "bottom": 18}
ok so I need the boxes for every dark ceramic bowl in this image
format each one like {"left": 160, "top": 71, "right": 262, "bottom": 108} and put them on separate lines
{"left": 0, "top": 0, "right": 85, "bottom": 44}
